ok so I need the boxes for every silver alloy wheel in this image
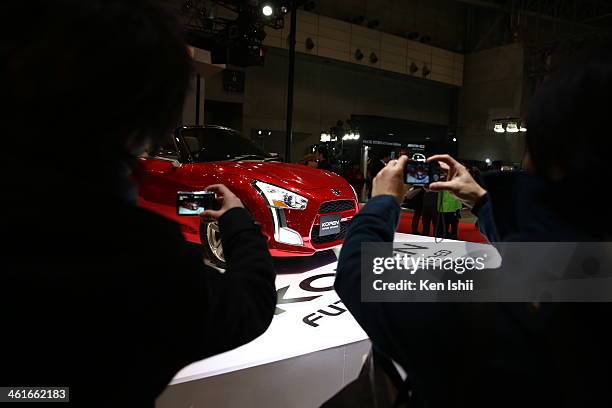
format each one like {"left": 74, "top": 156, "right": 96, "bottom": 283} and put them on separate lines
{"left": 206, "top": 221, "right": 225, "bottom": 263}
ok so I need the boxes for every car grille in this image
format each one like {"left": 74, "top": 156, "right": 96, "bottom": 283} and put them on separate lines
{"left": 318, "top": 200, "right": 355, "bottom": 214}
{"left": 311, "top": 220, "right": 351, "bottom": 244}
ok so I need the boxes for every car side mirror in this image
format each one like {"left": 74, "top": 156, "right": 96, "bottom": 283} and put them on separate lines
{"left": 139, "top": 159, "right": 176, "bottom": 175}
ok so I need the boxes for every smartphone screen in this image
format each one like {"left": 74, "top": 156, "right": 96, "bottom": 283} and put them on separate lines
{"left": 405, "top": 161, "right": 431, "bottom": 185}
{"left": 176, "top": 191, "right": 215, "bottom": 216}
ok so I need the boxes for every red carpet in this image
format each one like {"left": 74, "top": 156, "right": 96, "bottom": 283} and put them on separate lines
{"left": 397, "top": 212, "right": 487, "bottom": 243}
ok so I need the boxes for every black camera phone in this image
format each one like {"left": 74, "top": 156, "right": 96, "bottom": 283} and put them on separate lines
{"left": 404, "top": 160, "right": 441, "bottom": 186}
{"left": 176, "top": 191, "right": 217, "bottom": 216}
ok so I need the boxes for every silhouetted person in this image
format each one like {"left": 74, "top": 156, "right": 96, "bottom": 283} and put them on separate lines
{"left": 0, "top": 1, "right": 276, "bottom": 406}
{"left": 335, "top": 46, "right": 612, "bottom": 407}
{"left": 317, "top": 147, "right": 333, "bottom": 171}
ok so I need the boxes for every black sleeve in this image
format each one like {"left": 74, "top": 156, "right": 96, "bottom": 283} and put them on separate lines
{"left": 166, "top": 207, "right": 276, "bottom": 360}
{"left": 471, "top": 193, "right": 500, "bottom": 242}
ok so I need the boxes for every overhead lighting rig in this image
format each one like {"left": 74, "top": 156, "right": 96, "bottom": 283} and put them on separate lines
{"left": 492, "top": 118, "right": 527, "bottom": 133}
{"left": 181, "top": 0, "right": 297, "bottom": 67}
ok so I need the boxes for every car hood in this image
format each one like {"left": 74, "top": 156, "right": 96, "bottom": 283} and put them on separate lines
{"left": 194, "top": 161, "right": 347, "bottom": 191}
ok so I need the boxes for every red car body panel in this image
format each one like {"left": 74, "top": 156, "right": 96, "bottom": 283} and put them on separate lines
{"left": 136, "top": 158, "right": 358, "bottom": 257}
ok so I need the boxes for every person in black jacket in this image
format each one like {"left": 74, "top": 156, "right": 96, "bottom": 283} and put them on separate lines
{"left": 0, "top": 1, "right": 276, "bottom": 406}
{"left": 335, "top": 47, "right": 612, "bottom": 407}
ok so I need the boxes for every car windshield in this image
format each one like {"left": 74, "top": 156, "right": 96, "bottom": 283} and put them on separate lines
{"left": 181, "top": 127, "right": 276, "bottom": 162}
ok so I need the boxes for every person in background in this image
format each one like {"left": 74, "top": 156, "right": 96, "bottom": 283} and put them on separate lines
{"left": 0, "top": 1, "right": 276, "bottom": 406}
{"left": 345, "top": 163, "right": 365, "bottom": 201}
{"left": 334, "top": 46, "right": 612, "bottom": 407}
{"left": 316, "top": 146, "right": 333, "bottom": 171}
{"left": 300, "top": 153, "right": 318, "bottom": 168}
{"left": 366, "top": 151, "right": 390, "bottom": 198}
{"left": 420, "top": 190, "right": 438, "bottom": 236}
{"left": 405, "top": 186, "right": 425, "bottom": 234}
{"left": 437, "top": 190, "right": 461, "bottom": 239}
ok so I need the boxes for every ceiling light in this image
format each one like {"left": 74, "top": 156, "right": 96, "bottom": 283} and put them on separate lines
{"left": 262, "top": 5, "right": 273, "bottom": 16}
{"left": 493, "top": 123, "right": 505, "bottom": 133}
{"left": 506, "top": 122, "right": 519, "bottom": 133}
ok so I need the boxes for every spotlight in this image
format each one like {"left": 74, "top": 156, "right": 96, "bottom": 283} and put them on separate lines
{"left": 258, "top": 130, "right": 262, "bottom": 135}
{"left": 354, "top": 49, "right": 364, "bottom": 61}
{"left": 305, "top": 37, "right": 315, "bottom": 50}
{"left": 409, "top": 62, "right": 418, "bottom": 74}
{"left": 506, "top": 122, "right": 519, "bottom": 133}
{"left": 369, "top": 52, "right": 378, "bottom": 64}
{"left": 520, "top": 125, "right": 527, "bottom": 132}
{"left": 262, "top": 4, "right": 273, "bottom": 17}
{"left": 320, "top": 132, "right": 331, "bottom": 142}
{"left": 485, "top": 158, "right": 492, "bottom": 165}
{"left": 420, "top": 35, "right": 431, "bottom": 44}
{"left": 452, "top": 137, "right": 457, "bottom": 142}
{"left": 354, "top": 132, "right": 360, "bottom": 140}
{"left": 493, "top": 123, "right": 505, "bottom": 133}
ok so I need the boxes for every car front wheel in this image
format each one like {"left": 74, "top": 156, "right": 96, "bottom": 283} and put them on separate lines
{"left": 200, "top": 220, "right": 227, "bottom": 268}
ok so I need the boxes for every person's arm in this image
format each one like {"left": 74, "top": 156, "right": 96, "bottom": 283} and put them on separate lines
{"left": 334, "top": 158, "right": 404, "bottom": 351}
{"left": 172, "top": 185, "right": 276, "bottom": 359}
{"left": 334, "top": 156, "right": 462, "bottom": 379}
{"left": 334, "top": 194, "right": 400, "bottom": 310}
{"left": 471, "top": 193, "right": 500, "bottom": 242}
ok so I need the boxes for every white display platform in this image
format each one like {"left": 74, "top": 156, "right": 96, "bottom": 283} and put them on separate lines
{"left": 172, "top": 232, "right": 467, "bottom": 385}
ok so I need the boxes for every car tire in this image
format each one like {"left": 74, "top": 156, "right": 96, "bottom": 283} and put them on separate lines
{"left": 200, "top": 220, "right": 227, "bottom": 269}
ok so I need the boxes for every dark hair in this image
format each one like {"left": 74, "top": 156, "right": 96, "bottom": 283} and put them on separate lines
{"left": 526, "top": 45, "right": 612, "bottom": 183}
{"left": 1, "top": 0, "right": 192, "bottom": 165}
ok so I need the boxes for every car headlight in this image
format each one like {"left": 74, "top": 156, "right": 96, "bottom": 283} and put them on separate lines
{"left": 254, "top": 181, "right": 308, "bottom": 210}
{"left": 349, "top": 184, "right": 358, "bottom": 201}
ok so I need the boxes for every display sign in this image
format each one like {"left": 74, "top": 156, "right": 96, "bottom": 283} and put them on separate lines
{"left": 319, "top": 215, "right": 341, "bottom": 236}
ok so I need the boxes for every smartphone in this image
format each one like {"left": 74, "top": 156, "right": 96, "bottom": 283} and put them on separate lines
{"left": 404, "top": 160, "right": 441, "bottom": 186}
{"left": 176, "top": 191, "right": 217, "bottom": 216}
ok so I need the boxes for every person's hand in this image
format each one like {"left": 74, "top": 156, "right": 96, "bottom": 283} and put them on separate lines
{"left": 372, "top": 155, "right": 408, "bottom": 204}
{"left": 201, "top": 184, "right": 244, "bottom": 220}
{"left": 427, "top": 154, "right": 487, "bottom": 208}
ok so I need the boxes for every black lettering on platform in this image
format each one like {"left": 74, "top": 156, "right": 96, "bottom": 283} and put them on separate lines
{"left": 302, "top": 300, "right": 347, "bottom": 327}
{"left": 275, "top": 285, "right": 321, "bottom": 315}
{"left": 299, "top": 273, "right": 335, "bottom": 292}
{"left": 303, "top": 313, "right": 324, "bottom": 327}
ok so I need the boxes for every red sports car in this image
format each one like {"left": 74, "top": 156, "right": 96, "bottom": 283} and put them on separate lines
{"left": 136, "top": 126, "right": 358, "bottom": 266}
